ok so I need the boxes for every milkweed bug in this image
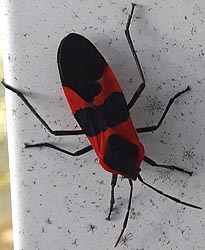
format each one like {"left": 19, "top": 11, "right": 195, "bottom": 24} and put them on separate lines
{"left": 2, "top": 3, "right": 202, "bottom": 247}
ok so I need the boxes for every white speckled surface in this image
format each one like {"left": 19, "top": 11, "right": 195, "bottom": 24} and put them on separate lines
{"left": 1, "top": 0, "right": 205, "bottom": 249}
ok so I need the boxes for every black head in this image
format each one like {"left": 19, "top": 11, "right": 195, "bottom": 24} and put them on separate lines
{"left": 57, "top": 33, "right": 107, "bottom": 102}
{"left": 104, "top": 134, "right": 140, "bottom": 180}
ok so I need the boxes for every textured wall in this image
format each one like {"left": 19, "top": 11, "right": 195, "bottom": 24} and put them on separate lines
{"left": 1, "top": 0, "right": 205, "bottom": 249}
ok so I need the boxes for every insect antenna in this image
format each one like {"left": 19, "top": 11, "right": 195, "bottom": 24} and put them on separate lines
{"left": 138, "top": 174, "right": 202, "bottom": 210}
{"left": 114, "top": 179, "right": 133, "bottom": 247}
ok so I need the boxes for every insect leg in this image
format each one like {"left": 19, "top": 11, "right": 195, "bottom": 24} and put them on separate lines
{"left": 138, "top": 174, "right": 202, "bottom": 210}
{"left": 25, "top": 143, "right": 93, "bottom": 156}
{"left": 106, "top": 174, "right": 118, "bottom": 220}
{"left": 114, "top": 179, "right": 133, "bottom": 248}
{"left": 136, "top": 86, "right": 191, "bottom": 133}
{"left": 144, "top": 155, "right": 193, "bottom": 176}
{"left": 125, "top": 3, "right": 145, "bottom": 110}
{"left": 1, "top": 79, "right": 84, "bottom": 136}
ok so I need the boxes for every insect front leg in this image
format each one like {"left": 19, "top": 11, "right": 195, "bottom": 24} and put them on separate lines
{"left": 144, "top": 155, "right": 193, "bottom": 176}
{"left": 125, "top": 3, "right": 146, "bottom": 110}
{"left": 1, "top": 79, "right": 84, "bottom": 136}
{"left": 106, "top": 174, "right": 118, "bottom": 220}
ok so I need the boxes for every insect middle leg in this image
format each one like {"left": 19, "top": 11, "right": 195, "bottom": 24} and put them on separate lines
{"left": 136, "top": 86, "right": 191, "bottom": 133}
{"left": 1, "top": 79, "right": 84, "bottom": 136}
{"left": 25, "top": 143, "right": 93, "bottom": 156}
{"left": 125, "top": 3, "right": 146, "bottom": 110}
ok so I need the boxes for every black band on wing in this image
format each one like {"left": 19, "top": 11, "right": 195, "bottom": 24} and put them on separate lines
{"left": 57, "top": 33, "right": 107, "bottom": 102}
{"left": 74, "top": 92, "right": 129, "bottom": 137}
{"left": 74, "top": 107, "right": 107, "bottom": 137}
{"left": 98, "top": 92, "right": 129, "bottom": 128}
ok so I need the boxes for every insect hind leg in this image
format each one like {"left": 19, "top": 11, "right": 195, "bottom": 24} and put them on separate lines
{"left": 1, "top": 79, "right": 84, "bottom": 136}
{"left": 125, "top": 4, "right": 146, "bottom": 110}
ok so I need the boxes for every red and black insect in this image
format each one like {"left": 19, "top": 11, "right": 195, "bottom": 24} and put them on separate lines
{"left": 2, "top": 3, "right": 202, "bottom": 247}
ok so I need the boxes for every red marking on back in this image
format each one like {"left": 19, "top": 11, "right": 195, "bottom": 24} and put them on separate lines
{"left": 63, "top": 64, "right": 144, "bottom": 180}
{"left": 63, "top": 65, "right": 121, "bottom": 111}
{"left": 94, "top": 65, "right": 121, "bottom": 106}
